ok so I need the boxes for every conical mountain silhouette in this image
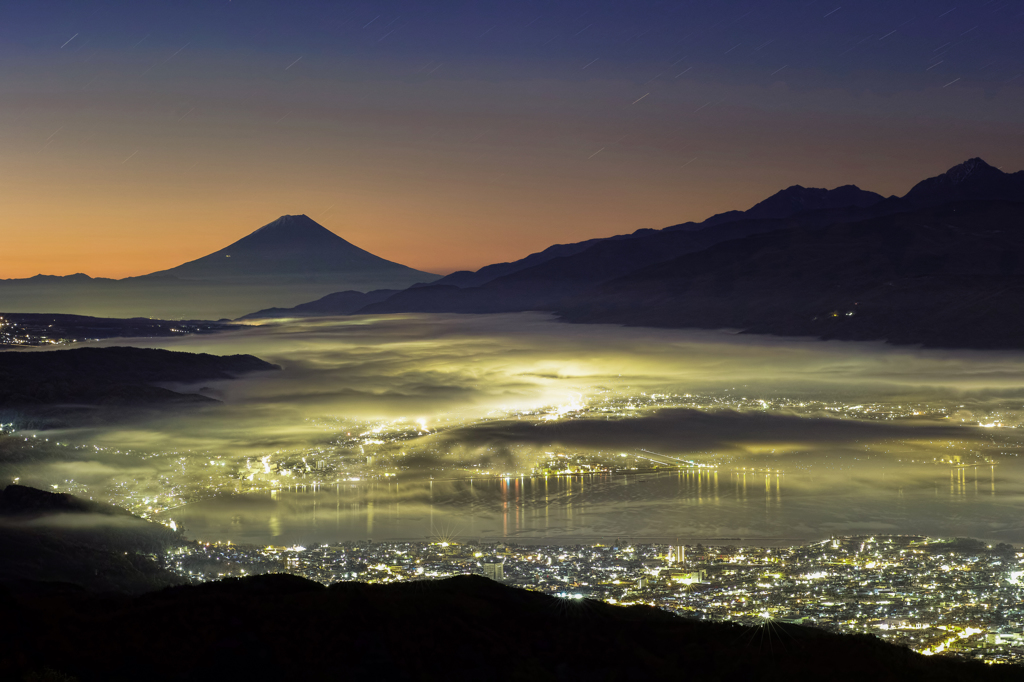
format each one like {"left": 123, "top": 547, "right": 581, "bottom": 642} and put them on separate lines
{"left": 147, "top": 215, "right": 435, "bottom": 281}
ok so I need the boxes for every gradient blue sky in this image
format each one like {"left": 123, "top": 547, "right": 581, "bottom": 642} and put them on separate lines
{"left": 2, "top": 0, "right": 1022, "bottom": 277}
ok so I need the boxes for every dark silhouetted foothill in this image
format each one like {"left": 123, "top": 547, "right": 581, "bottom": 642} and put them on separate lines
{"left": 0, "top": 346, "right": 279, "bottom": 426}
{"left": 0, "top": 484, "right": 126, "bottom": 517}
{"left": 1, "top": 572, "right": 1017, "bottom": 682}
{"left": 0, "top": 486, "right": 183, "bottom": 595}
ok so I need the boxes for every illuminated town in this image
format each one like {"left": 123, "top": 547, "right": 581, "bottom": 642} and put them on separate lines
{"left": 165, "top": 533, "right": 1024, "bottom": 664}
{"left": 15, "top": 387, "right": 1016, "bottom": 521}
{"left": 0, "top": 313, "right": 225, "bottom": 347}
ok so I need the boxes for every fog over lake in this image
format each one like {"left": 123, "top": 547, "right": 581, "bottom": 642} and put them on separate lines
{"left": 5, "top": 313, "right": 1024, "bottom": 545}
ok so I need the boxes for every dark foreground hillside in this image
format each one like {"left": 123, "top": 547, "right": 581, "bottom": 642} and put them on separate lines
{"left": 0, "top": 346, "right": 279, "bottom": 427}
{"left": 0, "top": 485, "right": 184, "bottom": 594}
{"left": 0, "top": 572, "right": 1016, "bottom": 682}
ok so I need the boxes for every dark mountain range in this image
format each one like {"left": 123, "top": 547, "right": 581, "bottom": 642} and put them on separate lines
{"left": 264, "top": 158, "right": 1024, "bottom": 349}
{"left": 0, "top": 346, "right": 278, "bottom": 426}
{"left": 325, "top": 200, "right": 892, "bottom": 318}
{"left": 435, "top": 233, "right": 654, "bottom": 289}
{"left": 303, "top": 185, "right": 898, "bottom": 318}
{"left": 354, "top": 204, "right": 897, "bottom": 317}
{"left": 559, "top": 200, "right": 1024, "bottom": 349}
{"left": 899, "top": 157, "right": 1024, "bottom": 208}
{"left": 731, "top": 183, "right": 886, "bottom": 221}
{"left": 431, "top": 184, "right": 886, "bottom": 291}
{"left": 145, "top": 214, "right": 436, "bottom": 284}
{"left": 2, "top": 571, "right": 1015, "bottom": 681}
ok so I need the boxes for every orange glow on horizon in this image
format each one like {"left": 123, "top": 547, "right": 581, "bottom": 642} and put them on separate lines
{"left": 2, "top": 59, "right": 1019, "bottom": 280}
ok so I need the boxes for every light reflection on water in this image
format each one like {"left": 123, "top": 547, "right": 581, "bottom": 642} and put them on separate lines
{"left": 167, "top": 460, "right": 1024, "bottom": 547}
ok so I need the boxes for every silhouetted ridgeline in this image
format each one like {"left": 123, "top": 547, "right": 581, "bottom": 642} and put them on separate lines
{"left": 1, "top": 573, "right": 1017, "bottom": 682}
{"left": 429, "top": 183, "right": 887, "bottom": 291}
{"left": 241, "top": 288, "right": 401, "bottom": 319}
{"left": 264, "top": 158, "right": 1024, "bottom": 350}
{"left": 559, "top": 200, "right": 1024, "bottom": 349}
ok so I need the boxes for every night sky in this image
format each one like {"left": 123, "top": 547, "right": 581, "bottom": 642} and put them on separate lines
{"left": 3, "top": 0, "right": 1023, "bottom": 278}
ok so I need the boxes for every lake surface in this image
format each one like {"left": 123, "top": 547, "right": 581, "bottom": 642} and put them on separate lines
{"left": 167, "top": 462, "right": 1024, "bottom": 547}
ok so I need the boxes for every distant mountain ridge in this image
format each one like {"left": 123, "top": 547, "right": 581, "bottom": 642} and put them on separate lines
{"left": 431, "top": 185, "right": 886, "bottom": 290}
{"left": 560, "top": 200, "right": 1024, "bottom": 349}
{"left": 257, "top": 158, "right": 1024, "bottom": 349}
{"left": 257, "top": 184, "right": 889, "bottom": 318}
{"left": 737, "top": 184, "right": 886, "bottom": 220}
{"left": 900, "top": 157, "right": 1024, "bottom": 206}
{"left": 348, "top": 186, "right": 901, "bottom": 316}
{"left": 241, "top": 288, "right": 402, "bottom": 319}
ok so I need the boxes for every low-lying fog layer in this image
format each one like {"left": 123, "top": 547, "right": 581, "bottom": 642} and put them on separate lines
{"left": 4, "top": 313, "right": 1024, "bottom": 544}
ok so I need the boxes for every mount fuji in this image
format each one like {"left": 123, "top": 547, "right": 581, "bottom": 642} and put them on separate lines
{"left": 146, "top": 215, "right": 433, "bottom": 283}
{"left": 0, "top": 216, "right": 438, "bottom": 319}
